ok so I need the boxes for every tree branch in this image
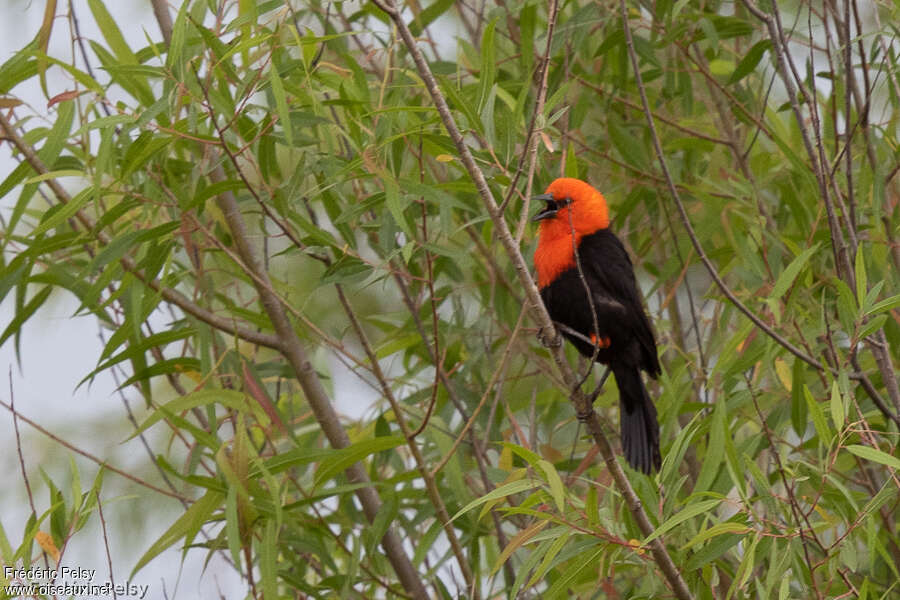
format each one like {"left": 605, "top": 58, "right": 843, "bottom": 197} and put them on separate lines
{"left": 0, "top": 112, "right": 283, "bottom": 351}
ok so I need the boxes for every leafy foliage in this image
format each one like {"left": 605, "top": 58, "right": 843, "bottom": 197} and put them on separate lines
{"left": 1, "top": 0, "right": 899, "bottom": 598}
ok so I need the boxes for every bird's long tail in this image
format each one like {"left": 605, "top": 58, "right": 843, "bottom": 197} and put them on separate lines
{"left": 611, "top": 364, "right": 660, "bottom": 474}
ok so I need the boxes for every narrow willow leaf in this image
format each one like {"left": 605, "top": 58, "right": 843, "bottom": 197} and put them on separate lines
{"left": 225, "top": 486, "right": 243, "bottom": 571}
{"left": 501, "top": 442, "right": 544, "bottom": 469}
{"left": 804, "top": 385, "right": 831, "bottom": 444}
{"left": 0, "top": 285, "right": 52, "bottom": 349}
{"left": 525, "top": 530, "right": 572, "bottom": 589}
{"left": 791, "top": 359, "right": 807, "bottom": 437}
{"left": 846, "top": 445, "right": 900, "bottom": 471}
{"left": 269, "top": 66, "right": 293, "bottom": 146}
{"left": 643, "top": 498, "right": 722, "bottom": 544}
{"left": 537, "top": 460, "right": 565, "bottom": 513}
{"left": 131, "top": 489, "right": 224, "bottom": 576}
{"left": 260, "top": 520, "right": 278, "bottom": 599}
{"left": 491, "top": 520, "right": 548, "bottom": 577}
{"left": 773, "top": 357, "right": 791, "bottom": 391}
{"left": 857, "top": 314, "right": 887, "bottom": 342}
{"left": 681, "top": 522, "right": 752, "bottom": 550}
{"left": 829, "top": 381, "right": 844, "bottom": 430}
{"left": 727, "top": 40, "right": 771, "bottom": 84}
{"left": 855, "top": 247, "right": 867, "bottom": 307}
{"left": 543, "top": 546, "right": 604, "bottom": 598}
{"left": 865, "top": 294, "right": 900, "bottom": 316}
{"left": 450, "top": 480, "right": 541, "bottom": 523}
{"left": 477, "top": 20, "right": 497, "bottom": 114}
{"left": 366, "top": 495, "right": 398, "bottom": 554}
{"left": 88, "top": 0, "right": 138, "bottom": 64}
{"left": 313, "top": 436, "right": 405, "bottom": 487}
{"left": 127, "top": 390, "right": 248, "bottom": 439}
{"left": 770, "top": 243, "right": 819, "bottom": 300}
{"left": 694, "top": 400, "right": 725, "bottom": 493}
{"left": 408, "top": 0, "right": 455, "bottom": 36}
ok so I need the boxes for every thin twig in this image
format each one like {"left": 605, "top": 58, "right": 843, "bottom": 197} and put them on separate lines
{"left": 512, "top": 0, "right": 560, "bottom": 243}
{"left": 0, "top": 397, "right": 189, "bottom": 500}
{"left": 619, "top": 5, "right": 859, "bottom": 381}
{"left": 10, "top": 370, "right": 38, "bottom": 518}
{"left": 335, "top": 284, "right": 479, "bottom": 598}
{"left": 430, "top": 305, "right": 528, "bottom": 477}
{"left": 96, "top": 493, "right": 119, "bottom": 600}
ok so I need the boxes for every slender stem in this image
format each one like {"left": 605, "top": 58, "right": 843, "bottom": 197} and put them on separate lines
{"left": 335, "top": 285, "right": 479, "bottom": 598}
{"left": 512, "top": 0, "right": 559, "bottom": 242}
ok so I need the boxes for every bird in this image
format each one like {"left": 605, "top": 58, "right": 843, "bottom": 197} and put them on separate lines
{"left": 532, "top": 177, "right": 662, "bottom": 474}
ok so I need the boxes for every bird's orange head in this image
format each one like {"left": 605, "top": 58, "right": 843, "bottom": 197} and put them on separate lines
{"left": 533, "top": 178, "right": 610, "bottom": 288}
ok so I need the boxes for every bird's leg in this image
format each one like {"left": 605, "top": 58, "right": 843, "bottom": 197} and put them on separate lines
{"left": 575, "top": 406, "right": 595, "bottom": 422}
{"left": 537, "top": 326, "right": 562, "bottom": 348}
{"left": 588, "top": 368, "right": 613, "bottom": 404}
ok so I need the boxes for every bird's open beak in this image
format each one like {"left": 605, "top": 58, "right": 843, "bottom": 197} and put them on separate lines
{"left": 531, "top": 193, "right": 556, "bottom": 222}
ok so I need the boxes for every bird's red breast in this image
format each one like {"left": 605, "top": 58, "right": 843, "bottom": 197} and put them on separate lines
{"left": 534, "top": 178, "right": 610, "bottom": 289}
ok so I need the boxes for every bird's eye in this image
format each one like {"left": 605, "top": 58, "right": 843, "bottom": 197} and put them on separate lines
{"left": 558, "top": 197, "right": 572, "bottom": 207}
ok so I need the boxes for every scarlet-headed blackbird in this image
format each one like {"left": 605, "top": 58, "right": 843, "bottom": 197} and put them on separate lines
{"left": 533, "top": 178, "right": 661, "bottom": 473}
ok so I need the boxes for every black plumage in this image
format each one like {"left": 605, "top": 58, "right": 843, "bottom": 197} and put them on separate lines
{"left": 540, "top": 229, "right": 661, "bottom": 474}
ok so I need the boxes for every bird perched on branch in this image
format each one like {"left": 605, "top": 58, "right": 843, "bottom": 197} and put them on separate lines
{"left": 533, "top": 178, "right": 661, "bottom": 474}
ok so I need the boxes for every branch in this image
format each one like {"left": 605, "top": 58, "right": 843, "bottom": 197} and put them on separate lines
{"left": 147, "top": 4, "right": 429, "bottom": 596}
{"left": 0, "top": 396, "right": 189, "bottom": 501}
{"left": 616, "top": 5, "right": 865, "bottom": 381}
{"left": 377, "top": 3, "right": 694, "bottom": 598}
{"left": 209, "top": 167, "right": 429, "bottom": 599}
{"left": 738, "top": 0, "right": 900, "bottom": 416}
{"left": 0, "top": 112, "right": 283, "bottom": 351}
{"left": 334, "top": 284, "right": 479, "bottom": 598}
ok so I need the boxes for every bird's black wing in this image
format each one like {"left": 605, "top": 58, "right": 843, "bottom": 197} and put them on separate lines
{"left": 578, "top": 229, "right": 661, "bottom": 377}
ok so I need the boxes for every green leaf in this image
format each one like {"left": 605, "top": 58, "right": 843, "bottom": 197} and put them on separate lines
{"left": 865, "top": 294, "right": 900, "bottom": 316}
{"left": 0, "top": 286, "right": 52, "bottom": 349}
{"left": 524, "top": 530, "right": 571, "bottom": 590}
{"left": 855, "top": 248, "right": 867, "bottom": 307}
{"left": 790, "top": 359, "right": 807, "bottom": 437}
{"left": 450, "top": 479, "right": 541, "bottom": 523}
{"left": 734, "top": 532, "right": 761, "bottom": 590}
{"left": 31, "top": 186, "right": 94, "bottom": 237}
{"left": 409, "top": 0, "right": 456, "bottom": 36}
{"left": 491, "top": 520, "right": 549, "bottom": 577}
{"left": 477, "top": 20, "right": 497, "bottom": 114}
{"left": 366, "top": 494, "right": 399, "bottom": 554}
{"left": 681, "top": 522, "right": 752, "bottom": 550}
{"left": 383, "top": 176, "right": 410, "bottom": 236}
{"left": 846, "top": 445, "right": 900, "bottom": 470}
{"left": 260, "top": 519, "right": 278, "bottom": 599}
{"left": 320, "top": 255, "right": 373, "bottom": 285}
{"left": 857, "top": 314, "right": 888, "bottom": 342}
{"left": 644, "top": 498, "right": 722, "bottom": 544}
{"left": 131, "top": 489, "right": 224, "bottom": 576}
{"left": 269, "top": 66, "right": 293, "bottom": 147}
{"left": 608, "top": 115, "right": 647, "bottom": 169}
{"left": 770, "top": 243, "right": 819, "bottom": 300}
{"left": 313, "top": 436, "right": 405, "bottom": 487}
{"left": 728, "top": 40, "right": 771, "bottom": 84}
{"left": 537, "top": 459, "right": 565, "bottom": 513}
{"left": 224, "top": 486, "right": 243, "bottom": 571}
{"left": 128, "top": 390, "right": 249, "bottom": 440}
{"left": 543, "top": 546, "right": 604, "bottom": 598}
{"left": 694, "top": 400, "right": 725, "bottom": 493}
{"left": 829, "top": 380, "right": 844, "bottom": 431}
{"left": 804, "top": 385, "right": 832, "bottom": 444}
